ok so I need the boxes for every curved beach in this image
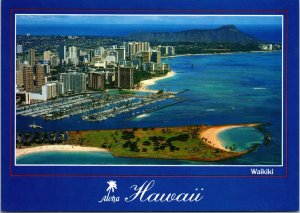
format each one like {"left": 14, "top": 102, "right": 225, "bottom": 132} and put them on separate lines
{"left": 200, "top": 123, "right": 261, "bottom": 151}
{"left": 16, "top": 145, "right": 108, "bottom": 158}
{"left": 139, "top": 70, "right": 175, "bottom": 90}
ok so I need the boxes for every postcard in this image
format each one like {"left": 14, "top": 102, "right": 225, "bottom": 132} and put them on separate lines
{"left": 1, "top": 0, "right": 299, "bottom": 211}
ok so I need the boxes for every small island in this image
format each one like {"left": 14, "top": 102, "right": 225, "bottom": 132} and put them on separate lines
{"left": 16, "top": 123, "right": 270, "bottom": 162}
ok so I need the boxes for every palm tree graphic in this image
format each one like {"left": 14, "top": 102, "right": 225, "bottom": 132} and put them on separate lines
{"left": 106, "top": 180, "right": 117, "bottom": 196}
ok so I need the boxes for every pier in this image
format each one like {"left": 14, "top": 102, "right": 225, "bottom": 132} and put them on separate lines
{"left": 174, "top": 89, "right": 190, "bottom": 95}
{"left": 82, "top": 93, "right": 176, "bottom": 122}
{"left": 125, "top": 98, "right": 191, "bottom": 121}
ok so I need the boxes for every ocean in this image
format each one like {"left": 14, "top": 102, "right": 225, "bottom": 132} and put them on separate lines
{"left": 16, "top": 51, "right": 282, "bottom": 165}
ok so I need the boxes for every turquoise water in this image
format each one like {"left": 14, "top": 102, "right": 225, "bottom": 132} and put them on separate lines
{"left": 16, "top": 151, "right": 188, "bottom": 165}
{"left": 17, "top": 52, "right": 282, "bottom": 165}
{"left": 218, "top": 127, "right": 264, "bottom": 152}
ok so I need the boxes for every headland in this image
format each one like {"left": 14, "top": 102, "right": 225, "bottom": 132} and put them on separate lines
{"left": 16, "top": 123, "right": 266, "bottom": 162}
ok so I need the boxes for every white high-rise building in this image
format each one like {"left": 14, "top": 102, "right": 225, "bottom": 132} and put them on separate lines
{"left": 115, "top": 47, "right": 126, "bottom": 62}
{"left": 16, "top": 45, "right": 23, "bottom": 54}
{"left": 68, "top": 46, "right": 78, "bottom": 65}
{"left": 95, "top": 47, "right": 105, "bottom": 57}
{"left": 60, "top": 72, "right": 86, "bottom": 93}
{"left": 44, "top": 83, "right": 57, "bottom": 99}
{"left": 127, "top": 42, "right": 150, "bottom": 60}
{"left": 30, "top": 82, "right": 57, "bottom": 101}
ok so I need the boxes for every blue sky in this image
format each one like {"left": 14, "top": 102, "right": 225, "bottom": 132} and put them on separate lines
{"left": 16, "top": 15, "right": 282, "bottom": 26}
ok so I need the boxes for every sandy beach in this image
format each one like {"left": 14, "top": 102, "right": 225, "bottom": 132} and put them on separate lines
{"left": 200, "top": 123, "right": 260, "bottom": 151}
{"left": 129, "top": 88, "right": 159, "bottom": 93}
{"left": 139, "top": 70, "right": 176, "bottom": 91}
{"left": 162, "top": 53, "right": 236, "bottom": 59}
{"left": 16, "top": 145, "right": 108, "bottom": 158}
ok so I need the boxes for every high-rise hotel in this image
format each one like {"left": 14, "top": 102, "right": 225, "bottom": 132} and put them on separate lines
{"left": 127, "top": 42, "right": 150, "bottom": 60}
{"left": 28, "top": 48, "right": 36, "bottom": 66}
{"left": 68, "top": 46, "right": 78, "bottom": 65}
{"left": 60, "top": 72, "right": 87, "bottom": 93}
{"left": 35, "top": 64, "right": 45, "bottom": 89}
{"left": 23, "top": 65, "right": 34, "bottom": 92}
{"left": 88, "top": 72, "right": 105, "bottom": 90}
{"left": 115, "top": 67, "right": 134, "bottom": 89}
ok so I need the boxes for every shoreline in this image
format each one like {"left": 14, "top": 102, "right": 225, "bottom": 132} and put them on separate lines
{"left": 200, "top": 123, "right": 261, "bottom": 152}
{"left": 129, "top": 88, "right": 159, "bottom": 93}
{"left": 162, "top": 50, "right": 281, "bottom": 59}
{"left": 138, "top": 70, "right": 176, "bottom": 91}
{"left": 162, "top": 53, "right": 236, "bottom": 58}
{"left": 16, "top": 145, "right": 109, "bottom": 158}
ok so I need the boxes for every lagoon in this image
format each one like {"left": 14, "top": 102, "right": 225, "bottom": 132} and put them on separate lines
{"left": 218, "top": 127, "right": 264, "bottom": 152}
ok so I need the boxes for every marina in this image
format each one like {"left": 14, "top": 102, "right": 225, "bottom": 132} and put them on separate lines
{"left": 17, "top": 90, "right": 187, "bottom": 122}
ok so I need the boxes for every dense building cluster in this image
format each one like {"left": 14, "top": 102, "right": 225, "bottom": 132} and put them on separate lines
{"left": 16, "top": 40, "right": 175, "bottom": 105}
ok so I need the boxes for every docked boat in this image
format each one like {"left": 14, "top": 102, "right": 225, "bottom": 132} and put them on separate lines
{"left": 29, "top": 122, "right": 43, "bottom": 129}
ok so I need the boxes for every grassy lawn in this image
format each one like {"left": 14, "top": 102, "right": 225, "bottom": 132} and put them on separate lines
{"left": 68, "top": 126, "right": 248, "bottom": 162}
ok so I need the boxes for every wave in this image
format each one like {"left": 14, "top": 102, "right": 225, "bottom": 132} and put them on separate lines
{"left": 253, "top": 87, "right": 267, "bottom": 90}
{"left": 136, "top": 114, "right": 150, "bottom": 119}
{"left": 206, "top": 109, "right": 216, "bottom": 112}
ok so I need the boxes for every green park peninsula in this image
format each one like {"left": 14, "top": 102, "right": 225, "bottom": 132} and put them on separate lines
{"left": 16, "top": 123, "right": 272, "bottom": 162}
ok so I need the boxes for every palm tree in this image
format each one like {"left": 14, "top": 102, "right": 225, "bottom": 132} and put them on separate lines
{"left": 106, "top": 180, "right": 117, "bottom": 196}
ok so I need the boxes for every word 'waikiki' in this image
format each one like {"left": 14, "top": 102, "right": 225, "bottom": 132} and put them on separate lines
{"left": 251, "top": 168, "right": 274, "bottom": 175}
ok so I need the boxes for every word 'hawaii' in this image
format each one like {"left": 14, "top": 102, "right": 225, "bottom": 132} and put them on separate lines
{"left": 125, "top": 180, "right": 204, "bottom": 203}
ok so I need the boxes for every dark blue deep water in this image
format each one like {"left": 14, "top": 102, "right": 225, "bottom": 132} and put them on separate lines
{"left": 17, "top": 51, "right": 282, "bottom": 165}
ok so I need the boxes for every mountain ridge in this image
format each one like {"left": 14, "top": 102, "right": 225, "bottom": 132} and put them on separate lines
{"left": 125, "top": 25, "right": 258, "bottom": 43}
